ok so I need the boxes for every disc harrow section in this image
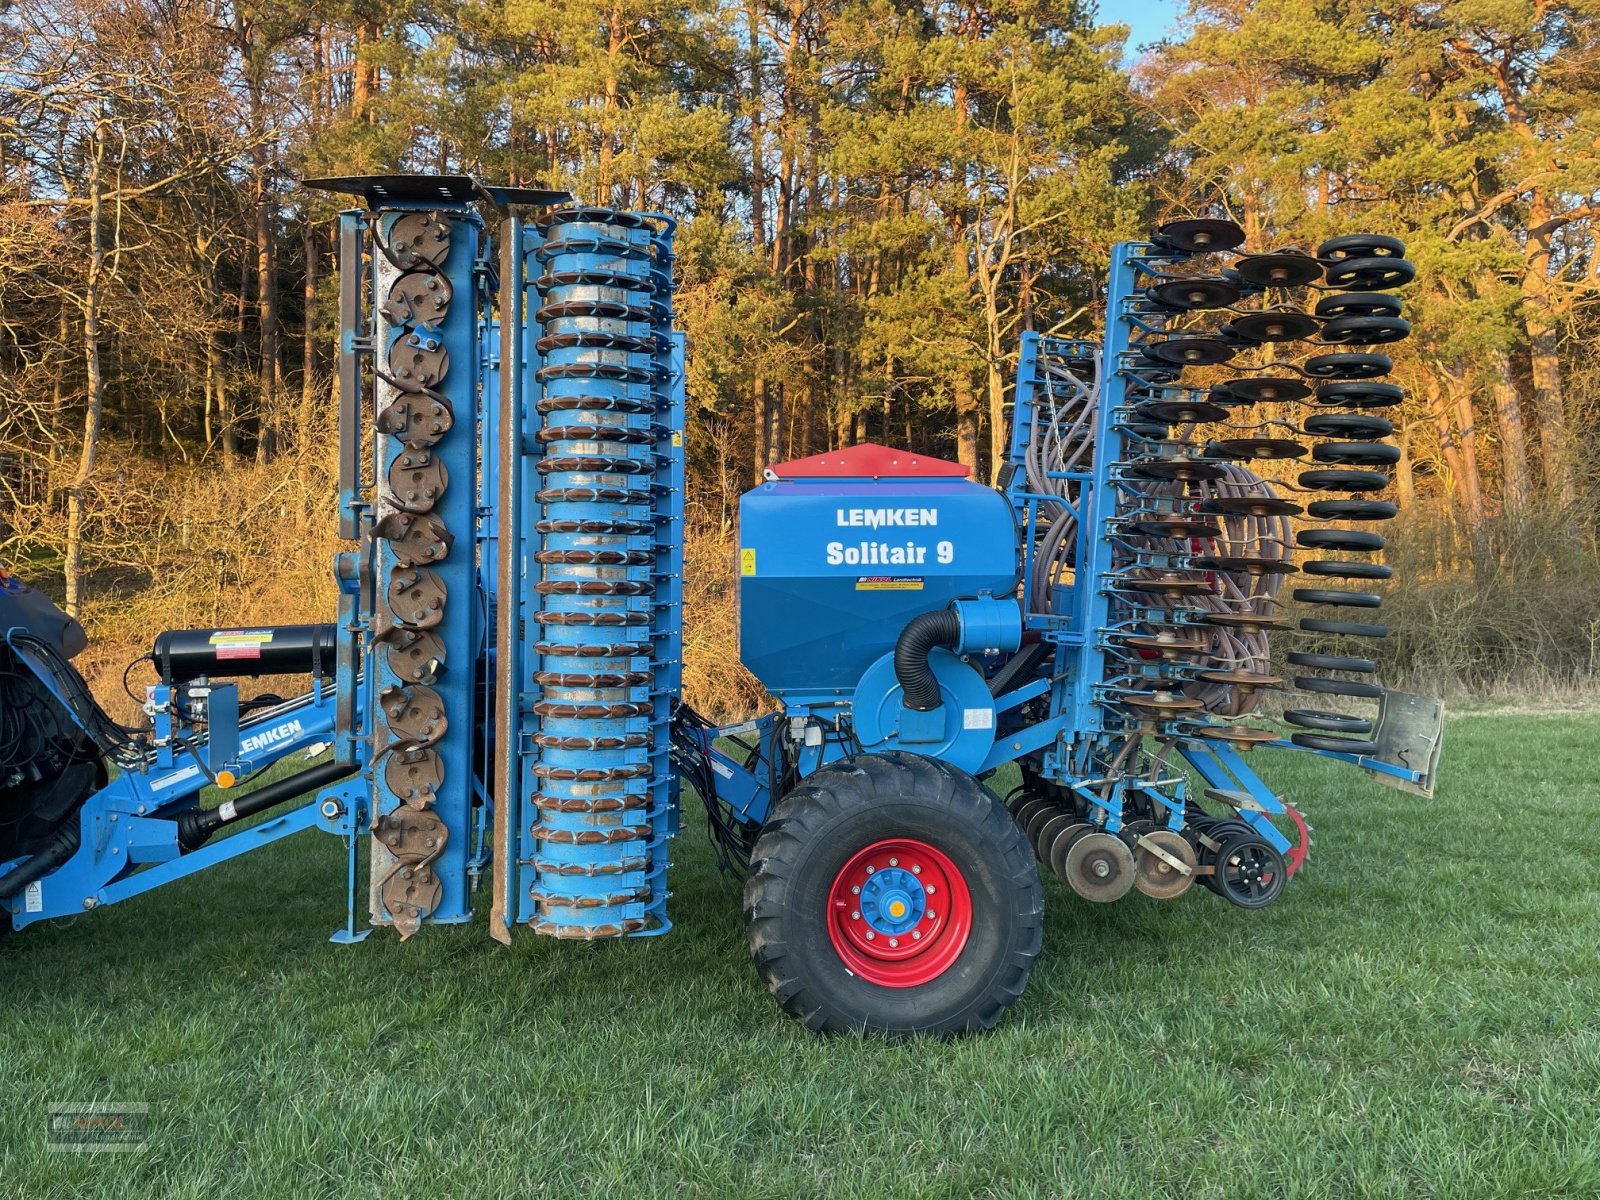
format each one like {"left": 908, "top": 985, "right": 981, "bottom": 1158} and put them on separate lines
{"left": 366, "top": 206, "right": 481, "bottom": 938}
{"left": 525, "top": 208, "right": 681, "bottom": 938}
{"left": 1004, "top": 217, "right": 1415, "bottom": 912}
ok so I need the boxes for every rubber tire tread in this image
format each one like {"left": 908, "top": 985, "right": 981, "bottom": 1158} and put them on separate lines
{"left": 1291, "top": 732, "right": 1381, "bottom": 754}
{"left": 1303, "top": 559, "right": 1392, "bottom": 580}
{"left": 1313, "top": 441, "right": 1401, "bottom": 466}
{"left": 1287, "top": 651, "right": 1376, "bottom": 673}
{"left": 1284, "top": 709, "right": 1374, "bottom": 733}
{"left": 744, "top": 751, "right": 1042, "bottom": 1038}
{"left": 1306, "top": 499, "right": 1398, "bottom": 521}
{"left": 1297, "top": 528, "right": 1386, "bottom": 551}
{"left": 1295, "top": 675, "right": 1384, "bottom": 698}
{"left": 1300, "top": 618, "right": 1389, "bottom": 638}
{"left": 1294, "top": 588, "right": 1382, "bottom": 608}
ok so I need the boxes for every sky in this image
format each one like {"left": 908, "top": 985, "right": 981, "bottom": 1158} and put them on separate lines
{"left": 1107, "top": 0, "right": 1185, "bottom": 56}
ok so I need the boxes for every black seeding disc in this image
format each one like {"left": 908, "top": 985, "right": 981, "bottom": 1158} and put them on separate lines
{"left": 1126, "top": 517, "right": 1224, "bottom": 539}
{"left": 1137, "top": 399, "right": 1230, "bottom": 424}
{"left": 1235, "top": 251, "right": 1325, "bottom": 288}
{"left": 1223, "top": 376, "right": 1313, "bottom": 404}
{"left": 1232, "top": 309, "right": 1321, "bottom": 343}
{"left": 1189, "top": 556, "right": 1299, "bottom": 576}
{"left": 1303, "top": 352, "right": 1393, "bottom": 380}
{"left": 1129, "top": 459, "right": 1228, "bottom": 482}
{"left": 1204, "top": 438, "right": 1309, "bottom": 461}
{"left": 1155, "top": 219, "right": 1247, "bottom": 254}
{"left": 1148, "top": 277, "right": 1242, "bottom": 310}
{"left": 1314, "top": 291, "right": 1403, "bottom": 319}
{"left": 1198, "top": 496, "right": 1304, "bottom": 518}
{"left": 1143, "top": 337, "right": 1238, "bottom": 367}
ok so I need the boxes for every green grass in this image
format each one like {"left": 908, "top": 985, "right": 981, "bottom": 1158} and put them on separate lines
{"left": 2, "top": 712, "right": 1598, "bottom": 1198}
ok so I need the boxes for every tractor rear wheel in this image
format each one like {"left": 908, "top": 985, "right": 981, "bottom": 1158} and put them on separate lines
{"left": 744, "top": 751, "right": 1042, "bottom": 1037}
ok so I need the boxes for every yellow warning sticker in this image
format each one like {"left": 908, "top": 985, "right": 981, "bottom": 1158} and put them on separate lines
{"left": 671, "top": 431, "right": 683, "bottom": 448}
{"left": 855, "top": 577, "right": 925, "bottom": 591}
{"left": 740, "top": 548, "right": 757, "bottom": 576}
{"left": 208, "top": 631, "right": 274, "bottom": 645}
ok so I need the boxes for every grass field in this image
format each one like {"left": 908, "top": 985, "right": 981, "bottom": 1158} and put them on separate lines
{"left": 2, "top": 710, "right": 1598, "bottom": 1198}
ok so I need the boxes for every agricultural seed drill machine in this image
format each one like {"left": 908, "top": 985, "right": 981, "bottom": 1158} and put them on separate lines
{"left": 0, "top": 178, "right": 1443, "bottom": 1035}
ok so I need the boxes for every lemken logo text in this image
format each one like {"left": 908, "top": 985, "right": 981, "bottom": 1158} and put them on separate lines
{"left": 835, "top": 507, "right": 938, "bottom": 528}
{"left": 240, "top": 719, "right": 305, "bottom": 756}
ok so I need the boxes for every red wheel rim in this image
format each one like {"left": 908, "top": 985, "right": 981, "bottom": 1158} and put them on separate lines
{"left": 825, "top": 837, "right": 973, "bottom": 988}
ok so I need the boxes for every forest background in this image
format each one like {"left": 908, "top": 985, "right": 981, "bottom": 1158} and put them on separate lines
{"left": 2, "top": 0, "right": 1597, "bottom": 719}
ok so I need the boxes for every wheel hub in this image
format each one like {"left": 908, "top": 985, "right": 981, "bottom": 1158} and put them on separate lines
{"left": 827, "top": 838, "right": 973, "bottom": 988}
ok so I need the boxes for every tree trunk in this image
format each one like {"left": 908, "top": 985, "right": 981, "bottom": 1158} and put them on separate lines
{"left": 1427, "top": 374, "right": 1472, "bottom": 525}
{"left": 299, "top": 217, "right": 318, "bottom": 443}
{"left": 65, "top": 129, "right": 106, "bottom": 618}
{"left": 752, "top": 377, "right": 769, "bottom": 482}
{"left": 254, "top": 168, "right": 279, "bottom": 463}
{"left": 954, "top": 381, "right": 980, "bottom": 474}
{"left": 1443, "top": 361, "right": 1483, "bottom": 525}
{"left": 1523, "top": 192, "right": 1575, "bottom": 505}
{"left": 1487, "top": 349, "right": 1531, "bottom": 516}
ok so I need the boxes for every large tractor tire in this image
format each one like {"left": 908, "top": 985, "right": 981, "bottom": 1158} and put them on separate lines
{"left": 744, "top": 751, "right": 1042, "bottom": 1037}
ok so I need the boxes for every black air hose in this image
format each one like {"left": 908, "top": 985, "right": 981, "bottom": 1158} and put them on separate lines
{"left": 0, "top": 819, "right": 81, "bottom": 901}
{"left": 894, "top": 610, "right": 962, "bottom": 712}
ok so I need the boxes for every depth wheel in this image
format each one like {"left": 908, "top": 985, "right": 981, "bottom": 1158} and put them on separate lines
{"left": 1213, "top": 832, "right": 1288, "bottom": 909}
{"left": 744, "top": 752, "right": 1042, "bottom": 1037}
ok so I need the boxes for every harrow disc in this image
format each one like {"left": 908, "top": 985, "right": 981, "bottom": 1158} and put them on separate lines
{"left": 1133, "top": 831, "right": 1198, "bottom": 900}
{"left": 1061, "top": 832, "right": 1137, "bottom": 903}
